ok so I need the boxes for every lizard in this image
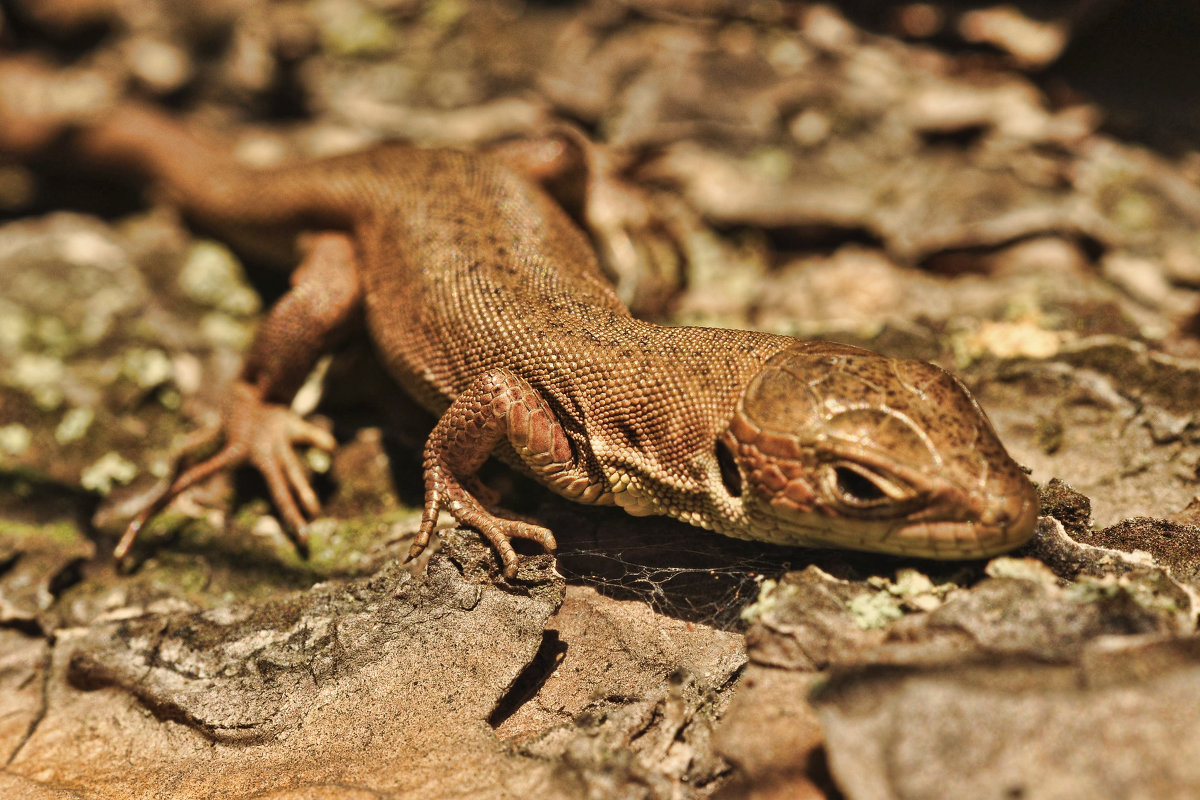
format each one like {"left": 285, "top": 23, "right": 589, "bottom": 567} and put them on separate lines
{"left": 2, "top": 91, "right": 1040, "bottom": 579}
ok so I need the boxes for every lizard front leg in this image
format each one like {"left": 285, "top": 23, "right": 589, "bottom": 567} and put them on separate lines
{"left": 117, "top": 232, "right": 362, "bottom": 558}
{"left": 412, "top": 370, "right": 606, "bottom": 578}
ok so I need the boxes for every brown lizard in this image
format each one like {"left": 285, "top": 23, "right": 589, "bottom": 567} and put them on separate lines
{"left": 4, "top": 95, "right": 1039, "bottom": 578}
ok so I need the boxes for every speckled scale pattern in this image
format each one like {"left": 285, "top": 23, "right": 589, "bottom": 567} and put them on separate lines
{"left": 145, "top": 138, "right": 796, "bottom": 530}
{"left": 77, "top": 105, "right": 1038, "bottom": 570}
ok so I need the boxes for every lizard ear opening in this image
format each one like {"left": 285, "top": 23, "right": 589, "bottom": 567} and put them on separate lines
{"left": 716, "top": 437, "right": 742, "bottom": 498}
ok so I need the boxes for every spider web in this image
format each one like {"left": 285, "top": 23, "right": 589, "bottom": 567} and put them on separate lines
{"left": 543, "top": 506, "right": 817, "bottom": 631}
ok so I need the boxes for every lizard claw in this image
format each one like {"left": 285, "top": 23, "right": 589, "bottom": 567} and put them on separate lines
{"left": 117, "top": 382, "right": 336, "bottom": 559}
{"left": 410, "top": 465, "right": 557, "bottom": 580}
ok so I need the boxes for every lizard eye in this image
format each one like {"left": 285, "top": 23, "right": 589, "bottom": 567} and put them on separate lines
{"left": 824, "top": 463, "right": 912, "bottom": 513}
{"left": 834, "top": 466, "right": 887, "bottom": 505}
{"left": 716, "top": 438, "right": 742, "bottom": 498}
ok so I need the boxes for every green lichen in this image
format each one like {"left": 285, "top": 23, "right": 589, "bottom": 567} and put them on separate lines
{"left": 847, "top": 589, "right": 905, "bottom": 629}
{"left": 178, "top": 241, "right": 261, "bottom": 316}
{"left": 1110, "top": 188, "right": 1158, "bottom": 231}
{"left": 740, "top": 577, "right": 792, "bottom": 624}
{"left": 674, "top": 228, "right": 768, "bottom": 329}
{"left": 847, "top": 569, "right": 957, "bottom": 628}
{"left": 868, "top": 568, "right": 955, "bottom": 612}
{"left": 122, "top": 347, "right": 174, "bottom": 389}
{"left": 985, "top": 556, "right": 1059, "bottom": 584}
{"left": 305, "top": 448, "right": 332, "bottom": 474}
{"left": 200, "top": 312, "right": 253, "bottom": 351}
{"left": 422, "top": 0, "right": 469, "bottom": 31}
{"left": 1093, "top": 163, "right": 1172, "bottom": 235}
{"left": 303, "top": 511, "right": 413, "bottom": 573}
{"left": 0, "top": 517, "right": 85, "bottom": 546}
{"left": 0, "top": 424, "right": 32, "bottom": 456}
{"left": 158, "top": 387, "right": 182, "bottom": 411}
{"left": 81, "top": 451, "right": 139, "bottom": 495}
{"left": 33, "top": 314, "right": 71, "bottom": 354}
{"left": 1067, "top": 572, "right": 1188, "bottom": 620}
{"left": 0, "top": 299, "right": 28, "bottom": 354}
{"left": 78, "top": 285, "right": 127, "bottom": 346}
{"left": 311, "top": 0, "right": 398, "bottom": 58}
{"left": 749, "top": 146, "right": 795, "bottom": 181}
{"left": 55, "top": 407, "right": 94, "bottom": 444}
{"left": 10, "top": 352, "right": 66, "bottom": 410}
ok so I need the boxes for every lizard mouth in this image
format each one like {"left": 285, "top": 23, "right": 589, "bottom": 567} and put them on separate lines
{"left": 879, "top": 513, "right": 1039, "bottom": 558}
{"left": 787, "top": 513, "right": 1038, "bottom": 559}
{"left": 743, "top": 468, "right": 1040, "bottom": 558}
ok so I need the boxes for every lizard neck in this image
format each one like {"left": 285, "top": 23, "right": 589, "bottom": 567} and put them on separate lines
{"left": 576, "top": 319, "right": 792, "bottom": 530}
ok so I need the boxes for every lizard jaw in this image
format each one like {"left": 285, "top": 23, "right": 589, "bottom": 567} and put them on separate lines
{"left": 738, "top": 494, "right": 1040, "bottom": 557}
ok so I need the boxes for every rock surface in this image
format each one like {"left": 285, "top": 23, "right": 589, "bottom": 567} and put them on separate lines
{"left": 4, "top": 2, "right": 1200, "bottom": 798}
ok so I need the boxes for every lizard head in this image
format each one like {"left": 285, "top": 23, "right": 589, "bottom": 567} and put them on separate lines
{"left": 719, "top": 341, "right": 1038, "bottom": 558}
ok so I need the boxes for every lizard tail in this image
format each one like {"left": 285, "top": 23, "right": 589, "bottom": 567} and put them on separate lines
{"left": 71, "top": 102, "right": 361, "bottom": 231}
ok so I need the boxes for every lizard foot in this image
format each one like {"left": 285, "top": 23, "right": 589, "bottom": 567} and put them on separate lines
{"left": 409, "top": 466, "right": 556, "bottom": 580}
{"left": 116, "top": 382, "right": 336, "bottom": 559}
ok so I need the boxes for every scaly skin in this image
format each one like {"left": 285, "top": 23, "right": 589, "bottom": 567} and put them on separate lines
{"left": 6, "top": 99, "right": 1039, "bottom": 576}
